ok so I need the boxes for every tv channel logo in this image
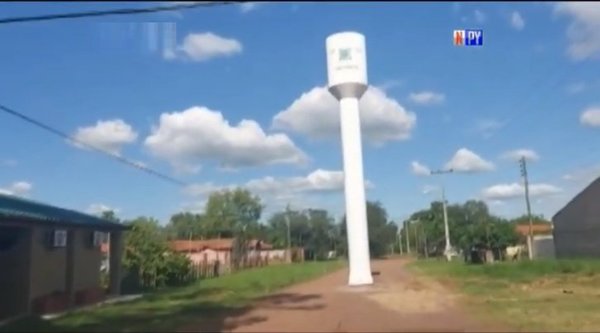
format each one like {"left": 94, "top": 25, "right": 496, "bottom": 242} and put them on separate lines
{"left": 453, "top": 29, "right": 483, "bottom": 46}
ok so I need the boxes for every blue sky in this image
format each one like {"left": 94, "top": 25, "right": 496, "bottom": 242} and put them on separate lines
{"left": 1, "top": 2, "right": 600, "bottom": 225}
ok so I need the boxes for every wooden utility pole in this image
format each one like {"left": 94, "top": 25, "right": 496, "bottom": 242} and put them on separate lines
{"left": 413, "top": 220, "right": 419, "bottom": 256}
{"left": 405, "top": 220, "right": 411, "bottom": 254}
{"left": 285, "top": 204, "right": 292, "bottom": 263}
{"left": 431, "top": 169, "right": 454, "bottom": 261}
{"left": 398, "top": 229, "right": 403, "bottom": 255}
{"left": 422, "top": 224, "right": 429, "bottom": 259}
{"left": 520, "top": 156, "right": 534, "bottom": 260}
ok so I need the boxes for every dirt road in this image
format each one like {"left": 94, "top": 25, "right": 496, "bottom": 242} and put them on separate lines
{"left": 185, "top": 258, "right": 509, "bottom": 332}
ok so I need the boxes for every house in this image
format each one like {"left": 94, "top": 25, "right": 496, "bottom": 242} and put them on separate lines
{"left": 170, "top": 238, "right": 285, "bottom": 266}
{"left": 514, "top": 223, "right": 553, "bottom": 238}
{"left": 553, "top": 177, "right": 600, "bottom": 258}
{"left": 512, "top": 222, "right": 555, "bottom": 259}
{"left": 0, "top": 193, "right": 128, "bottom": 320}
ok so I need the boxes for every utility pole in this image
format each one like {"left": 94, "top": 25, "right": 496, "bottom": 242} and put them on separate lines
{"left": 405, "top": 220, "right": 411, "bottom": 254}
{"left": 413, "top": 220, "right": 419, "bottom": 256}
{"left": 285, "top": 204, "right": 292, "bottom": 263}
{"left": 520, "top": 157, "right": 534, "bottom": 260}
{"left": 431, "top": 169, "right": 454, "bottom": 261}
{"left": 398, "top": 228, "right": 403, "bottom": 255}
{"left": 422, "top": 224, "right": 429, "bottom": 259}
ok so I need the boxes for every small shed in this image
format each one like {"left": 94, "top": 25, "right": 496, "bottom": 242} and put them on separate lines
{"left": 0, "top": 194, "right": 128, "bottom": 320}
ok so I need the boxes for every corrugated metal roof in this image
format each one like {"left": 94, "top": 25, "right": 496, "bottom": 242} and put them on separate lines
{"left": 0, "top": 193, "right": 127, "bottom": 230}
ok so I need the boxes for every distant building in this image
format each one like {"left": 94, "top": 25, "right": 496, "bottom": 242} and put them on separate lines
{"left": 169, "top": 238, "right": 285, "bottom": 267}
{"left": 514, "top": 223, "right": 553, "bottom": 239}
{"left": 553, "top": 177, "right": 600, "bottom": 258}
{"left": 508, "top": 222, "right": 556, "bottom": 260}
{"left": 0, "top": 194, "right": 128, "bottom": 320}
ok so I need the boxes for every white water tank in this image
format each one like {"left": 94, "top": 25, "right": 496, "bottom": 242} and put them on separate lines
{"left": 326, "top": 32, "right": 368, "bottom": 100}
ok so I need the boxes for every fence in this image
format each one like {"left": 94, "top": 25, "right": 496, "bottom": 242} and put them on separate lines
{"left": 186, "top": 255, "right": 272, "bottom": 281}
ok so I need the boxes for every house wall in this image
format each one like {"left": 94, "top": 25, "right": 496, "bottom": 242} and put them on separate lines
{"left": 72, "top": 229, "right": 102, "bottom": 291}
{"left": 187, "top": 249, "right": 230, "bottom": 265}
{"left": 264, "top": 249, "right": 286, "bottom": 261}
{"left": 29, "top": 227, "right": 67, "bottom": 300}
{"left": 0, "top": 226, "right": 32, "bottom": 320}
{"left": 532, "top": 235, "right": 555, "bottom": 259}
{"left": 183, "top": 248, "right": 287, "bottom": 266}
{"left": 28, "top": 227, "right": 102, "bottom": 302}
{"left": 553, "top": 180, "right": 600, "bottom": 258}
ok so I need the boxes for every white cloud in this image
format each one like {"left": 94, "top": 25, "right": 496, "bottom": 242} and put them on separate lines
{"left": 474, "top": 9, "right": 486, "bottom": 23}
{"left": 487, "top": 200, "right": 506, "bottom": 207}
{"left": 452, "top": 3, "right": 461, "bottom": 14}
{"left": 87, "top": 203, "right": 119, "bottom": 215}
{"left": 562, "top": 164, "right": 600, "bottom": 184}
{"left": 72, "top": 119, "right": 138, "bottom": 155}
{"left": 239, "top": 2, "right": 262, "bottom": 13}
{"left": 566, "top": 82, "right": 586, "bottom": 94}
{"left": 0, "top": 181, "right": 33, "bottom": 197}
{"left": 165, "top": 32, "right": 242, "bottom": 62}
{"left": 482, "top": 182, "right": 562, "bottom": 200}
{"left": 411, "top": 161, "right": 431, "bottom": 176}
{"left": 474, "top": 119, "right": 505, "bottom": 139}
{"left": 184, "top": 169, "right": 373, "bottom": 198}
{"left": 408, "top": 91, "right": 445, "bottom": 106}
{"left": 375, "top": 79, "right": 403, "bottom": 92}
{"left": 580, "top": 107, "right": 600, "bottom": 127}
{"left": 510, "top": 11, "right": 525, "bottom": 30}
{"left": 144, "top": 106, "right": 307, "bottom": 172}
{"left": 0, "top": 159, "right": 17, "bottom": 167}
{"left": 445, "top": 148, "right": 495, "bottom": 173}
{"left": 501, "top": 149, "right": 540, "bottom": 162}
{"left": 554, "top": 3, "right": 600, "bottom": 61}
{"left": 179, "top": 200, "right": 207, "bottom": 214}
{"left": 272, "top": 86, "right": 417, "bottom": 146}
{"left": 422, "top": 184, "right": 440, "bottom": 195}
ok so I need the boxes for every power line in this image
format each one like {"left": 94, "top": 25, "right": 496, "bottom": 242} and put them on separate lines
{"left": 0, "top": 103, "right": 187, "bottom": 187}
{"left": 0, "top": 2, "right": 239, "bottom": 25}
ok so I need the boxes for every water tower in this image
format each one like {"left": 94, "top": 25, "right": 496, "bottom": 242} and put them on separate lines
{"left": 326, "top": 31, "right": 373, "bottom": 286}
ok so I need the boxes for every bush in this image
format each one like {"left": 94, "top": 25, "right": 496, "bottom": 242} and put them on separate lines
{"left": 123, "top": 218, "right": 194, "bottom": 291}
{"left": 164, "top": 252, "right": 193, "bottom": 286}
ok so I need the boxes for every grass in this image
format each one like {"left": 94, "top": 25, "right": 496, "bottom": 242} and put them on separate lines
{"left": 408, "top": 259, "right": 600, "bottom": 332}
{"left": 2, "top": 260, "right": 345, "bottom": 332}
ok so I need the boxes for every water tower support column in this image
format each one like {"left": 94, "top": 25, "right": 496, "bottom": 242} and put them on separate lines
{"left": 326, "top": 31, "right": 373, "bottom": 286}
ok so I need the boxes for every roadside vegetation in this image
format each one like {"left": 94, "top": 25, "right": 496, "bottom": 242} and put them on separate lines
{"left": 409, "top": 259, "right": 600, "bottom": 332}
{"left": 2, "top": 260, "right": 344, "bottom": 332}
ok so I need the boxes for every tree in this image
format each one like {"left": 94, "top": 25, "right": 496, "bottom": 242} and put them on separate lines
{"left": 267, "top": 209, "right": 311, "bottom": 248}
{"left": 404, "top": 200, "right": 520, "bottom": 258}
{"left": 204, "top": 188, "right": 264, "bottom": 239}
{"left": 305, "top": 209, "right": 336, "bottom": 260}
{"left": 122, "top": 216, "right": 191, "bottom": 291}
{"left": 508, "top": 214, "right": 551, "bottom": 225}
{"left": 165, "top": 212, "right": 205, "bottom": 240}
{"left": 203, "top": 188, "right": 264, "bottom": 270}
{"left": 339, "top": 201, "right": 398, "bottom": 259}
{"left": 100, "top": 210, "right": 120, "bottom": 223}
{"left": 265, "top": 207, "right": 338, "bottom": 261}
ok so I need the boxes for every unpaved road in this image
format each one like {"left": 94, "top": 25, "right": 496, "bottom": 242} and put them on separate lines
{"left": 185, "top": 259, "right": 510, "bottom": 332}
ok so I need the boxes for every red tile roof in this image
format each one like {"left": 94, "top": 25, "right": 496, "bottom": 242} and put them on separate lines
{"left": 170, "top": 238, "right": 272, "bottom": 252}
{"left": 514, "top": 223, "right": 553, "bottom": 236}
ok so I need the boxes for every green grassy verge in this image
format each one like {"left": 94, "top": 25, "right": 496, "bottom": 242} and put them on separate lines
{"left": 408, "top": 259, "right": 600, "bottom": 332}
{"left": 2, "top": 261, "right": 345, "bottom": 332}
